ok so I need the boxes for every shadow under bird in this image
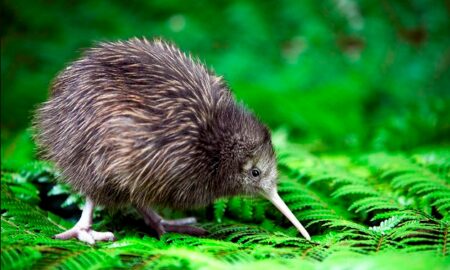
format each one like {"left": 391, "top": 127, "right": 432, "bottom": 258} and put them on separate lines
{"left": 34, "top": 38, "right": 311, "bottom": 244}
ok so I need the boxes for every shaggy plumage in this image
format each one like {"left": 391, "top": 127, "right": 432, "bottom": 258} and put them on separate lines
{"left": 34, "top": 38, "right": 273, "bottom": 210}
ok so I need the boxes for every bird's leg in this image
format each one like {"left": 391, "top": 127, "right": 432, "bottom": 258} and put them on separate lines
{"left": 138, "top": 207, "right": 166, "bottom": 237}
{"left": 138, "top": 207, "right": 207, "bottom": 238}
{"left": 53, "top": 198, "right": 115, "bottom": 245}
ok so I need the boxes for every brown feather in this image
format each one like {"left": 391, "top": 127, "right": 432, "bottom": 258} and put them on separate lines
{"left": 33, "top": 38, "right": 274, "bottom": 210}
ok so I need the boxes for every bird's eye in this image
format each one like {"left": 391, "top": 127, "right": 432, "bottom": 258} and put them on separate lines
{"left": 251, "top": 168, "right": 260, "bottom": 178}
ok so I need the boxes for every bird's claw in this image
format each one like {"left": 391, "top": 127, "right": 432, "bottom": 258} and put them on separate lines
{"left": 162, "top": 223, "right": 208, "bottom": 237}
{"left": 139, "top": 208, "right": 208, "bottom": 238}
{"left": 54, "top": 226, "right": 115, "bottom": 245}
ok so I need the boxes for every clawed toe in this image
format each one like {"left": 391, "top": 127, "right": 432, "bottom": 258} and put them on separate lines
{"left": 54, "top": 227, "right": 115, "bottom": 245}
{"left": 90, "top": 231, "right": 116, "bottom": 241}
{"left": 163, "top": 224, "right": 208, "bottom": 236}
{"left": 161, "top": 217, "right": 197, "bottom": 226}
{"left": 138, "top": 208, "right": 207, "bottom": 238}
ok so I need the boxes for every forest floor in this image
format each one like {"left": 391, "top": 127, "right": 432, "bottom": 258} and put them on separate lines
{"left": 1, "top": 134, "right": 449, "bottom": 269}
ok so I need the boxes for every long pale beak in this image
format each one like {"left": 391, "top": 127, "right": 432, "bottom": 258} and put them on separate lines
{"left": 263, "top": 189, "right": 311, "bottom": 240}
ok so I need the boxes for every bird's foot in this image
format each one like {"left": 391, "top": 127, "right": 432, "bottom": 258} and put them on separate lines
{"left": 139, "top": 208, "right": 207, "bottom": 238}
{"left": 162, "top": 222, "right": 208, "bottom": 237}
{"left": 53, "top": 226, "right": 115, "bottom": 245}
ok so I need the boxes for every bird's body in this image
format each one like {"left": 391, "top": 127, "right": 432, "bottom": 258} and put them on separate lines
{"left": 35, "top": 39, "right": 269, "bottom": 209}
{"left": 34, "top": 38, "right": 311, "bottom": 243}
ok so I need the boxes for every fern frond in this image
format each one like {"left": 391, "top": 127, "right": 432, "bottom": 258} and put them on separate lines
{"left": 213, "top": 198, "right": 228, "bottom": 223}
{"left": 349, "top": 197, "right": 400, "bottom": 213}
{"left": 1, "top": 245, "right": 41, "bottom": 270}
{"left": 2, "top": 136, "right": 449, "bottom": 269}
{"left": 331, "top": 184, "right": 380, "bottom": 198}
{"left": 364, "top": 152, "right": 450, "bottom": 216}
{"left": 369, "top": 216, "right": 403, "bottom": 235}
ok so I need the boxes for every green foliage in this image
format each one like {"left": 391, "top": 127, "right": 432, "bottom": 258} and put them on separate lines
{"left": 1, "top": 0, "right": 449, "bottom": 150}
{"left": 1, "top": 0, "right": 449, "bottom": 268}
{"left": 2, "top": 133, "right": 449, "bottom": 269}
{"left": 1, "top": 129, "right": 35, "bottom": 170}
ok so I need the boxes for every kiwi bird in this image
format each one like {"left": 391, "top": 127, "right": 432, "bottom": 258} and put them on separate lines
{"left": 33, "top": 38, "right": 311, "bottom": 244}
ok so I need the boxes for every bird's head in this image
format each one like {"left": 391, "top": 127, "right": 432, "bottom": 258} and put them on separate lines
{"left": 235, "top": 134, "right": 311, "bottom": 241}
{"left": 210, "top": 104, "right": 311, "bottom": 240}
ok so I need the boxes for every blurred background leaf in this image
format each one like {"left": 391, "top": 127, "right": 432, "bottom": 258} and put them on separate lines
{"left": 1, "top": 0, "right": 449, "bottom": 167}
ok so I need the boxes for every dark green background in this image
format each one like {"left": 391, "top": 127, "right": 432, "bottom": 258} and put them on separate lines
{"left": 2, "top": 0, "right": 449, "bottom": 168}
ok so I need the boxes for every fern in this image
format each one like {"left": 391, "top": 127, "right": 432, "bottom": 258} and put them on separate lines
{"left": 363, "top": 152, "right": 450, "bottom": 215}
{"left": 2, "top": 134, "right": 449, "bottom": 269}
